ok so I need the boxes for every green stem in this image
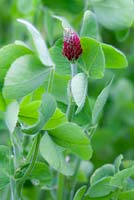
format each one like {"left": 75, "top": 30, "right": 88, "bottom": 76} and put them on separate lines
{"left": 66, "top": 63, "right": 77, "bottom": 121}
{"left": 57, "top": 173, "right": 65, "bottom": 200}
{"left": 47, "top": 66, "right": 55, "bottom": 93}
{"left": 57, "top": 63, "right": 77, "bottom": 200}
{"left": 71, "top": 63, "right": 77, "bottom": 77}
{"left": 23, "top": 133, "right": 41, "bottom": 181}
{"left": 69, "top": 158, "right": 81, "bottom": 200}
{"left": 17, "top": 133, "right": 41, "bottom": 198}
{"left": 9, "top": 132, "right": 18, "bottom": 200}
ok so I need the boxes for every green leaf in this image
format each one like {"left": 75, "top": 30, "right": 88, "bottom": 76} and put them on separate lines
{"left": 45, "top": 73, "right": 70, "bottom": 104}
{"left": 80, "top": 10, "right": 99, "bottom": 39}
{"left": 19, "top": 97, "right": 67, "bottom": 129}
{"left": 110, "top": 165, "right": 134, "bottom": 188}
{"left": 114, "top": 154, "right": 123, "bottom": 173}
{"left": 73, "top": 186, "right": 87, "bottom": 200}
{"left": 118, "top": 190, "right": 134, "bottom": 200}
{"left": 72, "top": 97, "right": 92, "bottom": 127}
{"left": 91, "top": 0, "right": 134, "bottom": 30}
{"left": 17, "top": 19, "right": 54, "bottom": 67}
{"left": 21, "top": 93, "right": 57, "bottom": 135}
{"left": 50, "top": 39, "right": 71, "bottom": 75}
{"left": 71, "top": 73, "right": 88, "bottom": 114}
{"left": 3, "top": 55, "right": 50, "bottom": 99}
{"left": 86, "top": 177, "right": 115, "bottom": 198}
{"left": 19, "top": 100, "right": 41, "bottom": 125}
{"left": 92, "top": 79, "right": 113, "bottom": 124}
{"left": 0, "top": 92, "right": 6, "bottom": 111}
{"left": 49, "top": 122, "right": 92, "bottom": 160}
{"left": 101, "top": 43, "right": 128, "bottom": 69}
{"left": 5, "top": 101, "right": 19, "bottom": 133}
{"left": 44, "top": 108, "right": 67, "bottom": 130}
{"left": 0, "top": 145, "right": 11, "bottom": 189}
{"left": 40, "top": 133, "right": 74, "bottom": 176}
{"left": 80, "top": 37, "right": 105, "bottom": 79}
{"left": 0, "top": 43, "right": 32, "bottom": 89}
{"left": 53, "top": 15, "right": 73, "bottom": 29}
{"left": 90, "top": 164, "right": 115, "bottom": 185}
{"left": 30, "top": 162, "right": 52, "bottom": 186}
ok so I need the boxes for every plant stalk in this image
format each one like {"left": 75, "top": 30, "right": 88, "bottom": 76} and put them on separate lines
{"left": 17, "top": 133, "right": 41, "bottom": 198}
{"left": 57, "top": 173, "right": 65, "bottom": 200}
{"left": 47, "top": 66, "right": 55, "bottom": 93}
{"left": 9, "top": 132, "right": 18, "bottom": 200}
{"left": 57, "top": 63, "right": 77, "bottom": 200}
{"left": 66, "top": 63, "right": 77, "bottom": 121}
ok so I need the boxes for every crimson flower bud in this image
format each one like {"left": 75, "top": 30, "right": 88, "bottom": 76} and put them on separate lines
{"left": 62, "top": 29, "right": 82, "bottom": 61}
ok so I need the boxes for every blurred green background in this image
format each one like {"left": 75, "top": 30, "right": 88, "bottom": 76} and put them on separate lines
{"left": 0, "top": 0, "right": 134, "bottom": 199}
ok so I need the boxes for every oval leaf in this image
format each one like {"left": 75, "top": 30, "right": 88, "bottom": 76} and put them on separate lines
{"left": 40, "top": 133, "right": 74, "bottom": 176}
{"left": 71, "top": 73, "right": 88, "bottom": 114}
{"left": 90, "top": 164, "right": 115, "bottom": 185}
{"left": 5, "top": 101, "right": 19, "bottom": 133}
{"left": 3, "top": 55, "right": 50, "bottom": 99}
{"left": 86, "top": 177, "right": 115, "bottom": 198}
{"left": 80, "top": 10, "right": 99, "bottom": 39}
{"left": 102, "top": 43, "right": 128, "bottom": 69}
{"left": 92, "top": 0, "right": 134, "bottom": 30}
{"left": 0, "top": 43, "right": 32, "bottom": 88}
{"left": 80, "top": 37, "right": 105, "bottom": 79}
{"left": 49, "top": 122, "right": 93, "bottom": 160}
{"left": 73, "top": 186, "right": 87, "bottom": 200}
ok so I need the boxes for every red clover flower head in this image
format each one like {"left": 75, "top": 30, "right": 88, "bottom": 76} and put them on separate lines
{"left": 62, "top": 28, "right": 82, "bottom": 62}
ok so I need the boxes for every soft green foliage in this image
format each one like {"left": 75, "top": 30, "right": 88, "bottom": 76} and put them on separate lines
{"left": 0, "top": 1, "right": 133, "bottom": 199}
{"left": 5, "top": 101, "right": 19, "bottom": 133}
{"left": 0, "top": 44, "right": 32, "bottom": 88}
{"left": 40, "top": 133, "right": 74, "bottom": 176}
{"left": 86, "top": 177, "right": 115, "bottom": 198}
{"left": 118, "top": 190, "right": 134, "bottom": 200}
{"left": 21, "top": 93, "right": 57, "bottom": 134}
{"left": 92, "top": 79, "right": 113, "bottom": 124}
{"left": 102, "top": 43, "right": 128, "bottom": 68}
{"left": 53, "top": 15, "right": 73, "bottom": 30}
{"left": 73, "top": 185, "right": 86, "bottom": 200}
{"left": 80, "top": 10, "right": 99, "bottom": 39}
{"left": 29, "top": 162, "right": 52, "bottom": 186}
{"left": 90, "top": 164, "right": 115, "bottom": 185}
{"left": 50, "top": 39, "right": 71, "bottom": 75}
{"left": 17, "top": 19, "right": 54, "bottom": 67}
{"left": 49, "top": 122, "right": 92, "bottom": 160}
{"left": 71, "top": 73, "right": 88, "bottom": 113}
{"left": 80, "top": 37, "right": 105, "bottom": 78}
{"left": 3, "top": 55, "right": 50, "bottom": 99}
{"left": 91, "top": 0, "right": 134, "bottom": 30}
